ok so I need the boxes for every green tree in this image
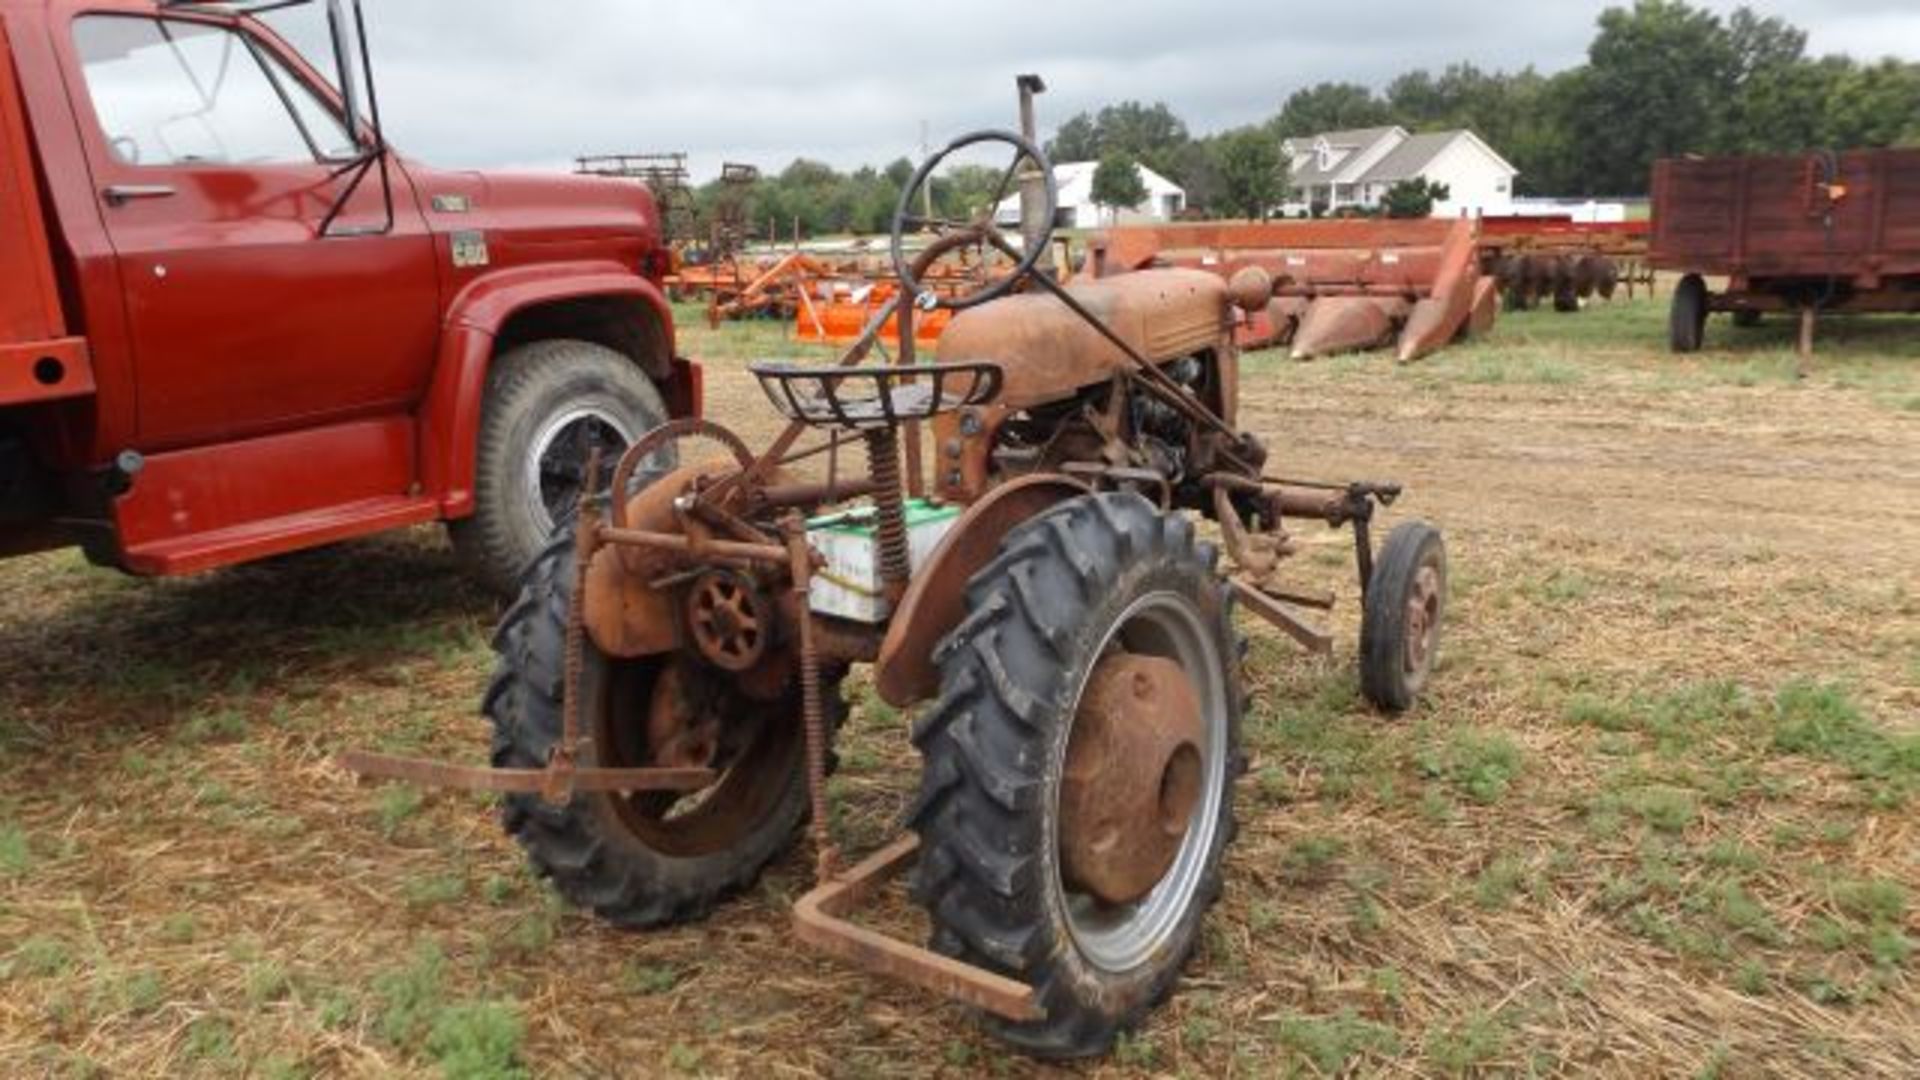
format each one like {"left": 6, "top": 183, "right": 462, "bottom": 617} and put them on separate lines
{"left": 1563, "top": 0, "right": 1737, "bottom": 194}
{"left": 1720, "top": 8, "right": 1829, "bottom": 153}
{"left": 1047, "top": 101, "right": 1193, "bottom": 182}
{"left": 1211, "top": 128, "right": 1285, "bottom": 220}
{"left": 933, "top": 164, "right": 1008, "bottom": 221}
{"left": 1381, "top": 178, "right": 1451, "bottom": 218}
{"left": 1271, "top": 82, "right": 1391, "bottom": 139}
{"left": 1048, "top": 112, "right": 1102, "bottom": 163}
{"left": 1823, "top": 59, "right": 1920, "bottom": 149}
{"left": 1090, "top": 153, "right": 1149, "bottom": 223}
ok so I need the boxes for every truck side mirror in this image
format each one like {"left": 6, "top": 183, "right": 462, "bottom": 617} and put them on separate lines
{"left": 325, "top": 0, "right": 367, "bottom": 152}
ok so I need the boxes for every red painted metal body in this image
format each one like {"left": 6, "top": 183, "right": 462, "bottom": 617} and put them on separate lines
{"left": 1650, "top": 150, "right": 1920, "bottom": 286}
{"left": 1097, "top": 219, "right": 1493, "bottom": 362}
{"left": 0, "top": 0, "right": 691, "bottom": 573}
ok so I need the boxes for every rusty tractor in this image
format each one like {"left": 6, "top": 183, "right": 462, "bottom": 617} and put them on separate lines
{"left": 345, "top": 90, "right": 1448, "bottom": 1059}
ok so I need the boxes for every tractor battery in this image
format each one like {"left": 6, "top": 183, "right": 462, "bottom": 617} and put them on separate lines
{"left": 805, "top": 498, "right": 960, "bottom": 623}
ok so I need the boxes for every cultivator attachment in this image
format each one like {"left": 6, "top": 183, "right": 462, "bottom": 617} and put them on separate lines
{"left": 338, "top": 80, "right": 1449, "bottom": 1058}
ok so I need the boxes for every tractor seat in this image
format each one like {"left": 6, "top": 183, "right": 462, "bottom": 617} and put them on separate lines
{"left": 749, "top": 361, "right": 1003, "bottom": 431}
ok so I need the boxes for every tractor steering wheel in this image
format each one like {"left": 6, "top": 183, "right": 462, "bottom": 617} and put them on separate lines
{"left": 890, "top": 130, "right": 1058, "bottom": 311}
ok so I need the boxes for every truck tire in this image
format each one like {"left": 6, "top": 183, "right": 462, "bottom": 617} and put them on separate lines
{"left": 909, "top": 492, "right": 1244, "bottom": 1058}
{"left": 1670, "top": 274, "right": 1709, "bottom": 353}
{"left": 1359, "top": 521, "right": 1447, "bottom": 713}
{"left": 487, "top": 526, "right": 837, "bottom": 927}
{"left": 452, "top": 339, "right": 668, "bottom": 596}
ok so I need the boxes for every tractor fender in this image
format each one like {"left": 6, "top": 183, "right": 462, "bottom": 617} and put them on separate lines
{"left": 420, "top": 262, "right": 677, "bottom": 517}
{"left": 873, "top": 473, "right": 1092, "bottom": 709}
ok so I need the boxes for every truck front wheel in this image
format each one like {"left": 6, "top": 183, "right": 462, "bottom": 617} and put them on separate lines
{"left": 453, "top": 339, "right": 668, "bottom": 596}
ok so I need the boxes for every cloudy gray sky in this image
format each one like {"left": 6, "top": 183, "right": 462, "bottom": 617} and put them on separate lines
{"left": 271, "top": 1, "right": 1920, "bottom": 180}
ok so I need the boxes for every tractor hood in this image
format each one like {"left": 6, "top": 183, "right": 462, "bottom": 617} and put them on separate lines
{"left": 936, "top": 269, "right": 1230, "bottom": 410}
{"left": 408, "top": 164, "right": 662, "bottom": 271}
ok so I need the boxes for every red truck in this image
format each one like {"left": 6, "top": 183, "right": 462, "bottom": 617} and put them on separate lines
{"left": 0, "top": 0, "right": 697, "bottom": 594}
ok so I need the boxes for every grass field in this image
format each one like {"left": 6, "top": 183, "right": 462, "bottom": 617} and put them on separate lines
{"left": 1, "top": 290, "right": 1915, "bottom": 1077}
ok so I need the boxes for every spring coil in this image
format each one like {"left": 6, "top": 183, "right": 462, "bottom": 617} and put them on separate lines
{"left": 864, "top": 428, "right": 912, "bottom": 588}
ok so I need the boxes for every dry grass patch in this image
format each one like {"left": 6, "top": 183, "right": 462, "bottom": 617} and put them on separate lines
{"left": 0, "top": 292, "right": 1915, "bottom": 1075}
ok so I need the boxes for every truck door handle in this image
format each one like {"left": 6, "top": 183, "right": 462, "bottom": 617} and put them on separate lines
{"left": 103, "top": 184, "right": 177, "bottom": 206}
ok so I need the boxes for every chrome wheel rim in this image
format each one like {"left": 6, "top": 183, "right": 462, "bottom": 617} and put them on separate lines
{"left": 526, "top": 406, "right": 636, "bottom": 534}
{"left": 1054, "top": 591, "right": 1228, "bottom": 973}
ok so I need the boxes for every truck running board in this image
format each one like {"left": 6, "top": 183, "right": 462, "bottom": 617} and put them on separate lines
{"left": 793, "top": 833, "right": 1045, "bottom": 1023}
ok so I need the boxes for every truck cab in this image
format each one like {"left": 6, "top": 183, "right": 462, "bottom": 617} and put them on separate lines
{"left": 0, "top": 0, "right": 696, "bottom": 594}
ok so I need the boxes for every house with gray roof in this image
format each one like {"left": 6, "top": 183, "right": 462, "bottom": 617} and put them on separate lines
{"left": 1279, "top": 126, "right": 1518, "bottom": 217}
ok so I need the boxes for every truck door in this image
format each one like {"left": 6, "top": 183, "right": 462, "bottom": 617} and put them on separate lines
{"left": 63, "top": 12, "right": 439, "bottom": 451}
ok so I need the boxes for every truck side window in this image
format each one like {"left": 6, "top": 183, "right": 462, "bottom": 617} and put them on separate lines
{"left": 74, "top": 15, "right": 352, "bottom": 167}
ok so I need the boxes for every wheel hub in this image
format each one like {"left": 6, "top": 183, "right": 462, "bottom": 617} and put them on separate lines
{"left": 1405, "top": 564, "right": 1442, "bottom": 674}
{"left": 646, "top": 663, "right": 721, "bottom": 770}
{"left": 1059, "top": 654, "right": 1205, "bottom": 906}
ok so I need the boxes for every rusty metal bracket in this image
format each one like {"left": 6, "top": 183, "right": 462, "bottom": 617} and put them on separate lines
{"left": 793, "top": 833, "right": 1045, "bottom": 1023}
{"left": 337, "top": 751, "right": 716, "bottom": 802}
{"left": 1061, "top": 461, "right": 1172, "bottom": 510}
{"left": 1231, "top": 578, "right": 1334, "bottom": 654}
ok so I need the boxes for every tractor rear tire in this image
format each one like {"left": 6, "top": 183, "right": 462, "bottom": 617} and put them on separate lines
{"left": 1359, "top": 521, "right": 1448, "bottom": 713}
{"left": 485, "top": 527, "right": 836, "bottom": 928}
{"left": 909, "top": 492, "right": 1244, "bottom": 1058}
{"left": 1670, "top": 274, "right": 1710, "bottom": 353}
{"left": 452, "top": 339, "right": 669, "bottom": 597}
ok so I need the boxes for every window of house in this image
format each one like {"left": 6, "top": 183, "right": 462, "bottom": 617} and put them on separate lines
{"left": 74, "top": 15, "right": 354, "bottom": 167}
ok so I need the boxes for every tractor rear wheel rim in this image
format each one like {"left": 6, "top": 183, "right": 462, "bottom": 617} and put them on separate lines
{"left": 597, "top": 658, "right": 801, "bottom": 857}
{"left": 528, "top": 406, "right": 637, "bottom": 534}
{"left": 1054, "top": 592, "right": 1227, "bottom": 974}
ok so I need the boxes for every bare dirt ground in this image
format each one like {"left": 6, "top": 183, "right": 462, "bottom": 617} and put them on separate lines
{"left": 1, "top": 292, "right": 1915, "bottom": 1077}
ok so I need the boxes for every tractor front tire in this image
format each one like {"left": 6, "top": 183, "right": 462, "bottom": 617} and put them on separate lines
{"left": 452, "top": 339, "right": 669, "bottom": 597}
{"left": 909, "top": 492, "right": 1244, "bottom": 1058}
{"left": 486, "top": 527, "right": 834, "bottom": 928}
{"left": 1670, "top": 274, "right": 1710, "bottom": 353}
{"left": 1359, "top": 521, "right": 1448, "bottom": 713}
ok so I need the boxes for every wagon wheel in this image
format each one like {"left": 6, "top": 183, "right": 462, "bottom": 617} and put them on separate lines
{"left": 889, "top": 130, "right": 1058, "bottom": 311}
{"left": 1670, "top": 274, "right": 1710, "bottom": 353}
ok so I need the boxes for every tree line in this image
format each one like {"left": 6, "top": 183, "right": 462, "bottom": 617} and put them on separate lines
{"left": 690, "top": 0, "right": 1920, "bottom": 238}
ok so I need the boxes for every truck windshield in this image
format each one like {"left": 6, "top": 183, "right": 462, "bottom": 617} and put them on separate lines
{"left": 74, "top": 15, "right": 357, "bottom": 167}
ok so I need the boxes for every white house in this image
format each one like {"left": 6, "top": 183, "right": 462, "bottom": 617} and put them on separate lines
{"left": 994, "top": 161, "right": 1186, "bottom": 230}
{"left": 1279, "top": 127, "right": 1518, "bottom": 217}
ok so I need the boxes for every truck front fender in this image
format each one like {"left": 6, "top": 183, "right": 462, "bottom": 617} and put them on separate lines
{"left": 422, "top": 262, "right": 680, "bottom": 518}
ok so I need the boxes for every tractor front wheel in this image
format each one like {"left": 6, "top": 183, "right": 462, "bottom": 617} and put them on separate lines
{"left": 1359, "top": 521, "right": 1448, "bottom": 712}
{"left": 909, "top": 492, "right": 1244, "bottom": 1058}
{"left": 486, "top": 528, "right": 836, "bottom": 927}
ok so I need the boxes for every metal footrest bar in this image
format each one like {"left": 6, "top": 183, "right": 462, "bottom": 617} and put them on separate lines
{"left": 337, "top": 750, "right": 716, "bottom": 800}
{"left": 793, "top": 833, "right": 1045, "bottom": 1023}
